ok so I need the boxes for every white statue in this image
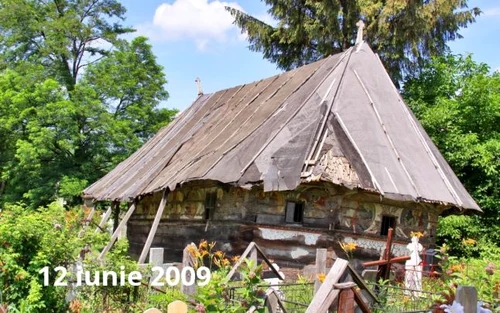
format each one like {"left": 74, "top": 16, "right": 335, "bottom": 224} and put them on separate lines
{"left": 405, "top": 236, "right": 423, "bottom": 297}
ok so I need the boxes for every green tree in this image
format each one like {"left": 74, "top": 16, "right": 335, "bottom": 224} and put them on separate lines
{"left": 403, "top": 55, "right": 500, "bottom": 246}
{"left": 0, "top": 0, "right": 133, "bottom": 90}
{"left": 0, "top": 36, "right": 176, "bottom": 207}
{"left": 227, "top": 0, "right": 480, "bottom": 82}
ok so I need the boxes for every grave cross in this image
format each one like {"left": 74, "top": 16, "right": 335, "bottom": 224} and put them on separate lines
{"left": 362, "top": 228, "right": 410, "bottom": 281}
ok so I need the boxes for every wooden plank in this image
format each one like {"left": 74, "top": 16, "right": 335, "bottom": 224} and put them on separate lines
{"left": 305, "top": 258, "right": 349, "bottom": 313}
{"left": 94, "top": 207, "right": 112, "bottom": 233}
{"left": 348, "top": 264, "right": 378, "bottom": 303}
{"left": 353, "top": 288, "right": 372, "bottom": 313}
{"left": 253, "top": 243, "right": 285, "bottom": 280}
{"left": 78, "top": 203, "right": 95, "bottom": 237}
{"left": 226, "top": 242, "right": 255, "bottom": 281}
{"left": 321, "top": 289, "right": 341, "bottom": 313}
{"left": 315, "top": 248, "right": 327, "bottom": 294}
{"left": 138, "top": 189, "right": 168, "bottom": 264}
{"left": 338, "top": 288, "right": 355, "bottom": 313}
{"left": 98, "top": 202, "right": 136, "bottom": 261}
{"left": 226, "top": 242, "right": 284, "bottom": 281}
{"left": 333, "top": 282, "right": 357, "bottom": 289}
{"left": 249, "top": 245, "right": 257, "bottom": 265}
{"left": 264, "top": 288, "right": 288, "bottom": 313}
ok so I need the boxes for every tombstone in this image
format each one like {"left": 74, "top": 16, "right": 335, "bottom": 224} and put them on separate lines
{"left": 455, "top": 286, "right": 477, "bottom": 313}
{"left": 181, "top": 244, "right": 197, "bottom": 295}
{"left": 314, "top": 249, "right": 327, "bottom": 294}
{"left": 404, "top": 236, "right": 423, "bottom": 297}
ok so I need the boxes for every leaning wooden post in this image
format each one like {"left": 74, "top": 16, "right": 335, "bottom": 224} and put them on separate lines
{"left": 94, "top": 206, "right": 112, "bottom": 233}
{"left": 79, "top": 197, "right": 95, "bottom": 237}
{"left": 112, "top": 201, "right": 120, "bottom": 232}
{"left": 181, "top": 244, "right": 196, "bottom": 295}
{"left": 249, "top": 245, "right": 258, "bottom": 267}
{"left": 455, "top": 286, "right": 477, "bottom": 313}
{"left": 138, "top": 189, "right": 168, "bottom": 264}
{"left": 98, "top": 201, "right": 137, "bottom": 261}
{"left": 306, "top": 258, "right": 349, "bottom": 313}
{"left": 314, "top": 248, "right": 327, "bottom": 294}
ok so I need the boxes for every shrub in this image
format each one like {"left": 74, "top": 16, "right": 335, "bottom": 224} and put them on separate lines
{"left": 0, "top": 202, "right": 83, "bottom": 312}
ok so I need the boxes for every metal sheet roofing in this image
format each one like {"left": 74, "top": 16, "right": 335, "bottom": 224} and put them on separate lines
{"left": 83, "top": 43, "right": 480, "bottom": 212}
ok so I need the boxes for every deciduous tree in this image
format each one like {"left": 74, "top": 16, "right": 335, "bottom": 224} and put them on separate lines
{"left": 403, "top": 55, "right": 500, "bottom": 245}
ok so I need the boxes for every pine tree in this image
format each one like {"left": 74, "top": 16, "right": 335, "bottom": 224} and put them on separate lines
{"left": 227, "top": 0, "right": 480, "bottom": 82}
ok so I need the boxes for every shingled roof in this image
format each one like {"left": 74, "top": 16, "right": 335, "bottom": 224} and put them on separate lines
{"left": 83, "top": 43, "right": 480, "bottom": 212}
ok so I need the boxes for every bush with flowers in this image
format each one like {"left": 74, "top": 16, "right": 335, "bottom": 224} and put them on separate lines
{"left": 187, "top": 240, "right": 265, "bottom": 313}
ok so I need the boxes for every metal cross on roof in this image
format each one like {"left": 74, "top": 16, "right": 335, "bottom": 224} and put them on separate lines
{"left": 356, "top": 20, "right": 365, "bottom": 46}
{"left": 195, "top": 77, "right": 203, "bottom": 96}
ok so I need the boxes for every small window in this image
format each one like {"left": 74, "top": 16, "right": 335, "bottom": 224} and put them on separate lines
{"left": 285, "top": 201, "right": 304, "bottom": 224}
{"left": 380, "top": 215, "right": 396, "bottom": 236}
{"left": 204, "top": 192, "right": 216, "bottom": 220}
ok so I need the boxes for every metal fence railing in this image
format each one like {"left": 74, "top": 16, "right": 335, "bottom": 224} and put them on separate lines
{"left": 229, "top": 282, "right": 315, "bottom": 313}
{"left": 368, "top": 282, "right": 443, "bottom": 313}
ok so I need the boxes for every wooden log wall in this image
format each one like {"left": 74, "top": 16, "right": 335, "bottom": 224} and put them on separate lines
{"left": 127, "top": 181, "right": 441, "bottom": 267}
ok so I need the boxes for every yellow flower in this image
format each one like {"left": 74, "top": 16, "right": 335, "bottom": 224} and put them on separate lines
{"left": 340, "top": 241, "right": 358, "bottom": 253}
{"left": 410, "top": 231, "right": 424, "bottom": 238}
{"left": 317, "top": 273, "right": 326, "bottom": 283}
{"left": 463, "top": 238, "right": 476, "bottom": 245}
{"left": 214, "top": 250, "right": 224, "bottom": 258}
{"left": 449, "top": 264, "right": 464, "bottom": 273}
{"left": 222, "top": 258, "right": 230, "bottom": 266}
{"left": 187, "top": 245, "right": 198, "bottom": 257}
{"left": 199, "top": 239, "right": 208, "bottom": 250}
{"left": 231, "top": 255, "right": 240, "bottom": 263}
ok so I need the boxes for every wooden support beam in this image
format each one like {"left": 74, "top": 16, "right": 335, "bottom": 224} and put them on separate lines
{"left": 226, "top": 242, "right": 284, "bottom": 282}
{"left": 112, "top": 201, "right": 120, "bottom": 232}
{"left": 94, "top": 206, "right": 112, "bottom": 234}
{"left": 226, "top": 242, "right": 256, "bottom": 281}
{"left": 306, "top": 258, "right": 349, "bottom": 313}
{"left": 353, "top": 288, "right": 372, "bottom": 313}
{"left": 98, "top": 202, "right": 136, "bottom": 261}
{"left": 138, "top": 189, "right": 168, "bottom": 264}
{"left": 264, "top": 288, "right": 288, "bottom": 313}
{"left": 348, "top": 264, "right": 379, "bottom": 304}
{"left": 78, "top": 199, "right": 95, "bottom": 237}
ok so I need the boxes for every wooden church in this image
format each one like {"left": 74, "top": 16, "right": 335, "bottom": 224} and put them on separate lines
{"left": 83, "top": 39, "right": 480, "bottom": 266}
